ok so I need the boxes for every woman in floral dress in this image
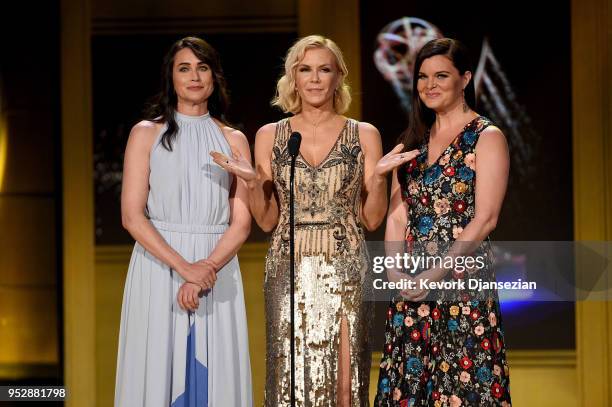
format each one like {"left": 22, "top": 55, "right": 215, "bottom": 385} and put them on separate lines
{"left": 374, "top": 38, "right": 512, "bottom": 406}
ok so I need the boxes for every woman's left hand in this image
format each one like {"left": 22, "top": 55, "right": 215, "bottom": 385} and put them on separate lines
{"left": 374, "top": 144, "right": 420, "bottom": 177}
{"left": 399, "top": 267, "right": 447, "bottom": 302}
{"left": 177, "top": 282, "right": 203, "bottom": 312}
{"left": 210, "top": 148, "right": 256, "bottom": 181}
{"left": 400, "top": 279, "right": 430, "bottom": 302}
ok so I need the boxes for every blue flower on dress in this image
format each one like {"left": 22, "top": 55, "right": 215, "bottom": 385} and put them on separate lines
{"left": 441, "top": 181, "right": 452, "bottom": 193}
{"left": 418, "top": 216, "right": 433, "bottom": 235}
{"left": 463, "top": 131, "right": 477, "bottom": 146}
{"left": 406, "top": 357, "right": 423, "bottom": 375}
{"left": 465, "top": 336, "right": 475, "bottom": 349}
{"left": 424, "top": 165, "right": 442, "bottom": 185}
{"left": 393, "top": 313, "right": 404, "bottom": 327}
{"left": 426, "top": 379, "right": 434, "bottom": 396}
{"left": 458, "top": 166, "right": 474, "bottom": 181}
{"left": 379, "top": 377, "right": 390, "bottom": 393}
{"left": 476, "top": 366, "right": 492, "bottom": 383}
{"left": 467, "top": 392, "right": 480, "bottom": 403}
{"left": 447, "top": 319, "right": 458, "bottom": 331}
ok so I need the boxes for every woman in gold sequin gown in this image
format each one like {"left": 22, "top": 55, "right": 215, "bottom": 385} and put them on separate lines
{"left": 212, "top": 35, "right": 418, "bottom": 406}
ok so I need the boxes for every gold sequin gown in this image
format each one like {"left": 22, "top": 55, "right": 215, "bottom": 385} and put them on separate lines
{"left": 264, "top": 118, "right": 372, "bottom": 406}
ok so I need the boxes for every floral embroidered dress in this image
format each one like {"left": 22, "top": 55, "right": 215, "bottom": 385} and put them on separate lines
{"left": 374, "top": 116, "right": 511, "bottom": 406}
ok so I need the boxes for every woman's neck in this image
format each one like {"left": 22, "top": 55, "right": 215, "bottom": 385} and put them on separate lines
{"left": 432, "top": 102, "right": 476, "bottom": 133}
{"left": 176, "top": 100, "right": 209, "bottom": 116}
{"left": 298, "top": 102, "right": 337, "bottom": 126}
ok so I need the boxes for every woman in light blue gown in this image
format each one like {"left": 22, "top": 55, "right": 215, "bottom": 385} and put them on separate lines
{"left": 115, "top": 36, "right": 253, "bottom": 407}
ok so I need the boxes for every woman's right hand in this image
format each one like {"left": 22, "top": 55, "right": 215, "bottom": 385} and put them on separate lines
{"left": 177, "top": 282, "right": 203, "bottom": 312}
{"left": 179, "top": 260, "right": 217, "bottom": 290}
{"left": 374, "top": 144, "right": 420, "bottom": 177}
{"left": 210, "top": 148, "right": 256, "bottom": 182}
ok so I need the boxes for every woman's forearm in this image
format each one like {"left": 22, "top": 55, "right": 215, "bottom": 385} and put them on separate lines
{"left": 123, "top": 214, "right": 190, "bottom": 277}
{"left": 425, "top": 216, "right": 497, "bottom": 282}
{"left": 247, "top": 177, "right": 279, "bottom": 232}
{"left": 384, "top": 215, "right": 408, "bottom": 283}
{"left": 446, "top": 216, "right": 496, "bottom": 261}
{"left": 361, "top": 173, "right": 388, "bottom": 231}
{"left": 206, "top": 221, "right": 251, "bottom": 271}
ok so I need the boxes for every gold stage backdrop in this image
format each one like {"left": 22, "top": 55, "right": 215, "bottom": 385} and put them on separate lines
{"left": 0, "top": 0, "right": 62, "bottom": 385}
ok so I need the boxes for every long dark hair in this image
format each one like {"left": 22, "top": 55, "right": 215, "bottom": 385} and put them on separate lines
{"left": 399, "top": 38, "right": 476, "bottom": 150}
{"left": 144, "top": 36, "right": 230, "bottom": 151}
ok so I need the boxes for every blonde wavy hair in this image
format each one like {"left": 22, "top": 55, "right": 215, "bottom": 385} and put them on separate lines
{"left": 272, "top": 35, "right": 351, "bottom": 114}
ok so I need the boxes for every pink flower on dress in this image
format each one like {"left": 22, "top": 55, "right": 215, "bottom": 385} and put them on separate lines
{"left": 439, "top": 154, "right": 451, "bottom": 166}
{"left": 408, "top": 180, "right": 419, "bottom": 195}
{"left": 450, "top": 395, "right": 463, "bottom": 407}
{"left": 462, "top": 306, "right": 471, "bottom": 315}
{"left": 474, "top": 324, "right": 485, "bottom": 336}
{"left": 464, "top": 153, "right": 476, "bottom": 170}
{"left": 418, "top": 303, "right": 431, "bottom": 318}
{"left": 434, "top": 198, "right": 451, "bottom": 215}
{"left": 404, "top": 316, "right": 414, "bottom": 327}
{"left": 453, "top": 226, "right": 464, "bottom": 239}
{"left": 459, "top": 371, "right": 471, "bottom": 383}
{"left": 489, "top": 312, "right": 497, "bottom": 327}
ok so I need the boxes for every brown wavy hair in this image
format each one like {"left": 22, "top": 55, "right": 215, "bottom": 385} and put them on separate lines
{"left": 398, "top": 38, "right": 477, "bottom": 151}
{"left": 144, "top": 36, "right": 230, "bottom": 151}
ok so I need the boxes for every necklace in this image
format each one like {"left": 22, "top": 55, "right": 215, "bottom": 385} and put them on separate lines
{"left": 302, "top": 113, "right": 336, "bottom": 167}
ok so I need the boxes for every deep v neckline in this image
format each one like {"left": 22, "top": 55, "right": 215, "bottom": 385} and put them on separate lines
{"left": 425, "top": 115, "right": 480, "bottom": 168}
{"left": 288, "top": 118, "right": 349, "bottom": 169}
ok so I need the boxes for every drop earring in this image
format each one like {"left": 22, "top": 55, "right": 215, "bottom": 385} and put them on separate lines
{"left": 462, "top": 89, "right": 468, "bottom": 113}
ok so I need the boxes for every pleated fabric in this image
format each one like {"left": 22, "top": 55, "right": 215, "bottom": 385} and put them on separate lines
{"left": 115, "top": 112, "right": 253, "bottom": 407}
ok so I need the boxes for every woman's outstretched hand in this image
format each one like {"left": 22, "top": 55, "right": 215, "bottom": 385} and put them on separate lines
{"left": 210, "top": 148, "right": 256, "bottom": 182}
{"left": 374, "top": 144, "right": 420, "bottom": 177}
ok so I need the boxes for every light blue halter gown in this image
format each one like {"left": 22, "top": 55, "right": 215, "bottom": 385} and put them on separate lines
{"left": 114, "top": 111, "right": 253, "bottom": 406}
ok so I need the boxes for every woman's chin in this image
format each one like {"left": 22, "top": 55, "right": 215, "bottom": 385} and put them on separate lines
{"left": 302, "top": 97, "right": 333, "bottom": 110}
{"left": 178, "top": 94, "right": 212, "bottom": 106}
